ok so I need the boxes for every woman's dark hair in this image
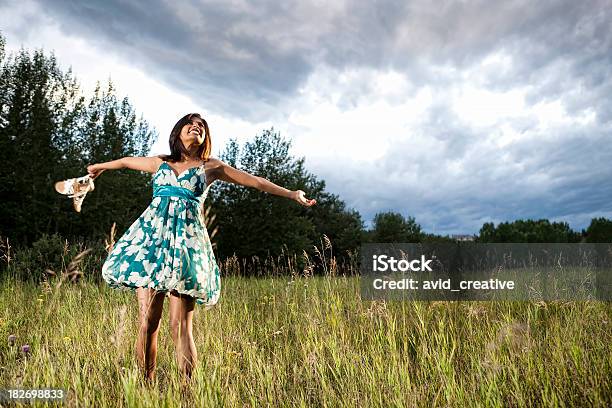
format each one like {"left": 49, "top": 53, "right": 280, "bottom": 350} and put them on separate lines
{"left": 160, "top": 113, "right": 211, "bottom": 162}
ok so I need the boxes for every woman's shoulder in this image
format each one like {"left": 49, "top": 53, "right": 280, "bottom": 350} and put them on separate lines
{"left": 151, "top": 155, "right": 165, "bottom": 165}
{"left": 146, "top": 155, "right": 165, "bottom": 172}
{"left": 204, "top": 157, "right": 226, "bottom": 169}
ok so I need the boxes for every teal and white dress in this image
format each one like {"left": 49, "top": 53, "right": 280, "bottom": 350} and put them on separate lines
{"left": 102, "top": 160, "right": 220, "bottom": 308}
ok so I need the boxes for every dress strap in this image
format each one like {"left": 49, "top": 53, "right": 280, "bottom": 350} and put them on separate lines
{"left": 155, "top": 160, "right": 168, "bottom": 174}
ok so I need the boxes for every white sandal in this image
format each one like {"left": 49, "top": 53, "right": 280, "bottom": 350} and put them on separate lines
{"left": 55, "top": 175, "right": 95, "bottom": 212}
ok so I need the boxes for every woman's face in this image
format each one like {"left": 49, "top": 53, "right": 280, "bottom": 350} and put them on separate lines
{"left": 179, "top": 117, "right": 205, "bottom": 149}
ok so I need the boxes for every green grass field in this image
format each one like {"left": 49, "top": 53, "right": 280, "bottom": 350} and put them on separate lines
{"left": 0, "top": 274, "right": 610, "bottom": 407}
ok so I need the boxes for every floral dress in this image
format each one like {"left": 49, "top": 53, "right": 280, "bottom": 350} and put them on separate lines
{"left": 102, "top": 161, "right": 220, "bottom": 308}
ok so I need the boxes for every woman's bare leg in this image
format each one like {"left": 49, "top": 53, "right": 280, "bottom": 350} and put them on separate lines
{"left": 136, "top": 287, "right": 165, "bottom": 381}
{"left": 169, "top": 290, "right": 197, "bottom": 380}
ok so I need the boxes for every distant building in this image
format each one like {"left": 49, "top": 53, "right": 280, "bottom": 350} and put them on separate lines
{"left": 451, "top": 234, "right": 476, "bottom": 241}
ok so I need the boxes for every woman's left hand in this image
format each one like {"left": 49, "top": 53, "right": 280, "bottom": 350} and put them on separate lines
{"left": 291, "top": 190, "right": 317, "bottom": 207}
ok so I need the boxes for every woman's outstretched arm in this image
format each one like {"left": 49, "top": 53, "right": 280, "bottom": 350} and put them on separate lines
{"left": 206, "top": 158, "right": 317, "bottom": 207}
{"left": 87, "top": 156, "right": 163, "bottom": 178}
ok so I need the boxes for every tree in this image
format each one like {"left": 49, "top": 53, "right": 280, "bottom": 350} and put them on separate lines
{"left": 370, "top": 211, "right": 422, "bottom": 243}
{"left": 478, "top": 222, "right": 496, "bottom": 242}
{"left": 308, "top": 191, "right": 363, "bottom": 257}
{"left": 0, "top": 45, "right": 70, "bottom": 244}
{"left": 585, "top": 217, "right": 612, "bottom": 243}
{"left": 208, "top": 128, "right": 363, "bottom": 267}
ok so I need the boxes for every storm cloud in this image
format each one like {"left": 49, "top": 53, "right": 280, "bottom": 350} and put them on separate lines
{"left": 1, "top": 0, "right": 611, "bottom": 233}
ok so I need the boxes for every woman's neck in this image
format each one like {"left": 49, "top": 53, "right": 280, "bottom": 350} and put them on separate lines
{"left": 180, "top": 154, "right": 200, "bottom": 163}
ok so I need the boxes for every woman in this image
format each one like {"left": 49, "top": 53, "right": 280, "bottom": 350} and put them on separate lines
{"left": 87, "top": 113, "right": 316, "bottom": 381}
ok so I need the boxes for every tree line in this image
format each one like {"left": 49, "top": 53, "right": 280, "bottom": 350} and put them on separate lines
{"left": 0, "top": 34, "right": 155, "bottom": 247}
{"left": 0, "top": 34, "right": 364, "bottom": 270}
{"left": 361, "top": 213, "right": 612, "bottom": 243}
{"left": 478, "top": 218, "right": 612, "bottom": 243}
{"left": 1, "top": 34, "right": 611, "bottom": 279}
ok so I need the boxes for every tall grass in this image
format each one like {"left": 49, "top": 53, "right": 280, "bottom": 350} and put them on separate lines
{"left": 0, "top": 237, "right": 610, "bottom": 406}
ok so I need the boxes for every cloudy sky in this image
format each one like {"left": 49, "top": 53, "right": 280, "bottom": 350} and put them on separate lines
{"left": 1, "top": 0, "right": 611, "bottom": 234}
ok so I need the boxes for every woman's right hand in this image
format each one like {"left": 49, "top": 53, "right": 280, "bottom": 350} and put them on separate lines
{"left": 87, "top": 163, "right": 106, "bottom": 179}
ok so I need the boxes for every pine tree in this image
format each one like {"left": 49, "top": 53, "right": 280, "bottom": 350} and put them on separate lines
{"left": 0, "top": 47, "right": 66, "bottom": 244}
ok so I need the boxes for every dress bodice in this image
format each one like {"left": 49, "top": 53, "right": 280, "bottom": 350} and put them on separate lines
{"left": 152, "top": 161, "right": 209, "bottom": 202}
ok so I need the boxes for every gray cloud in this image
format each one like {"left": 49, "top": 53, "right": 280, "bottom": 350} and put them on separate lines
{"left": 17, "top": 1, "right": 609, "bottom": 118}
{"left": 308, "top": 98, "right": 612, "bottom": 234}
{"left": 2, "top": 0, "right": 611, "bottom": 234}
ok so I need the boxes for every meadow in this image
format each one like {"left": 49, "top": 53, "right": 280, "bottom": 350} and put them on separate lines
{"left": 1, "top": 266, "right": 610, "bottom": 407}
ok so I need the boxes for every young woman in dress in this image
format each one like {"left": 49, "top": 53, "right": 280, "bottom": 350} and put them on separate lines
{"left": 87, "top": 113, "right": 316, "bottom": 381}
